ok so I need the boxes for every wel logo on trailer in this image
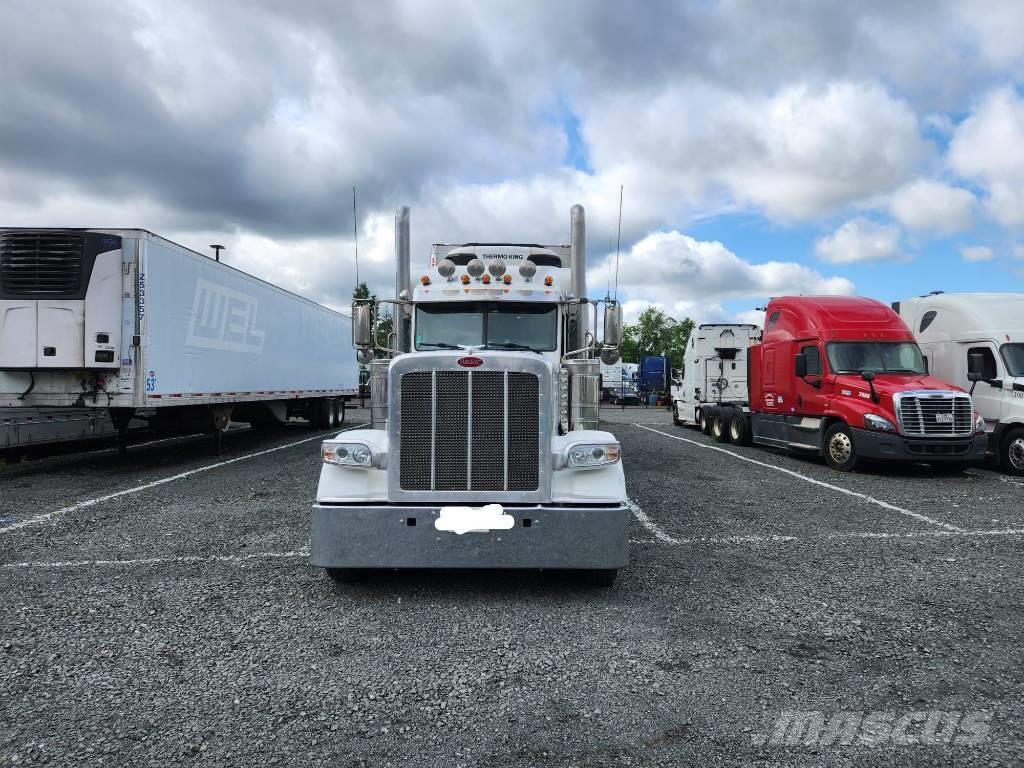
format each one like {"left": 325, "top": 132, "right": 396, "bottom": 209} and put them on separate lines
{"left": 186, "top": 279, "right": 266, "bottom": 354}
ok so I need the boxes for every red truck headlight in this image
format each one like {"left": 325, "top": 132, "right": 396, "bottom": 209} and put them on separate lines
{"left": 863, "top": 413, "right": 897, "bottom": 433}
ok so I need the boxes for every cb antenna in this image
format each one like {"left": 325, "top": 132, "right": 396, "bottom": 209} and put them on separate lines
{"left": 613, "top": 184, "right": 623, "bottom": 300}
{"left": 352, "top": 186, "right": 360, "bottom": 287}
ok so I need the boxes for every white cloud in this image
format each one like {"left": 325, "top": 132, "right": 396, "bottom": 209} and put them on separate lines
{"left": 814, "top": 218, "right": 905, "bottom": 264}
{"left": 960, "top": 245, "right": 994, "bottom": 262}
{"left": 889, "top": 179, "right": 974, "bottom": 233}
{"left": 583, "top": 81, "right": 927, "bottom": 221}
{"left": 948, "top": 86, "right": 1024, "bottom": 226}
{"left": 593, "top": 230, "right": 853, "bottom": 323}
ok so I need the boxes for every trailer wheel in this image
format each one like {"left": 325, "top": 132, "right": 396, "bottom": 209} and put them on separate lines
{"left": 823, "top": 422, "right": 859, "bottom": 472}
{"left": 578, "top": 568, "right": 617, "bottom": 587}
{"left": 711, "top": 410, "right": 731, "bottom": 443}
{"left": 729, "top": 412, "right": 751, "bottom": 446}
{"left": 309, "top": 398, "right": 331, "bottom": 429}
{"left": 699, "top": 407, "right": 714, "bottom": 435}
{"left": 337, "top": 399, "right": 346, "bottom": 425}
{"left": 328, "top": 399, "right": 341, "bottom": 429}
{"left": 1001, "top": 426, "right": 1024, "bottom": 476}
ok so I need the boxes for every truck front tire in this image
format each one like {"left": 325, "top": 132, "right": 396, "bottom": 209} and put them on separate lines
{"left": 672, "top": 403, "right": 682, "bottom": 426}
{"left": 824, "top": 422, "right": 859, "bottom": 472}
{"left": 1001, "top": 426, "right": 1024, "bottom": 476}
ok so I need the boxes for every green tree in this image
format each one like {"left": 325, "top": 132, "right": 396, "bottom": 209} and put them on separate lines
{"left": 620, "top": 307, "right": 694, "bottom": 375}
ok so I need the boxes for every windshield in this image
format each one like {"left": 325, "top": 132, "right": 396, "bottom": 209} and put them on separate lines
{"left": 825, "top": 341, "right": 927, "bottom": 375}
{"left": 414, "top": 302, "right": 557, "bottom": 352}
{"left": 1003, "top": 343, "right": 1024, "bottom": 377}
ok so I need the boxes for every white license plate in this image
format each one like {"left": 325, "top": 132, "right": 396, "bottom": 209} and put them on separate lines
{"left": 435, "top": 504, "right": 515, "bottom": 535}
{"left": 935, "top": 413, "right": 954, "bottom": 424}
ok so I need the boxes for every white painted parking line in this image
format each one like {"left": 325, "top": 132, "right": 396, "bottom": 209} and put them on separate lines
{"left": 645, "top": 528, "right": 1024, "bottom": 547}
{"left": 0, "top": 424, "right": 369, "bottom": 536}
{"left": 628, "top": 497, "right": 678, "bottom": 544}
{"left": 2, "top": 549, "right": 310, "bottom": 570}
{"left": 634, "top": 424, "right": 966, "bottom": 533}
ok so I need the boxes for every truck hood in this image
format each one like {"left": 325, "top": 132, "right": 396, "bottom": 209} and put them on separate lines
{"left": 833, "top": 373, "right": 966, "bottom": 400}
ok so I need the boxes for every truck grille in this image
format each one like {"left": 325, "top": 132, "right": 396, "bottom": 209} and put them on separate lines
{"left": 895, "top": 392, "right": 973, "bottom": 437}
{"left": 399, "top": 370, "right": 540, "bottom": 492}
{"left": 0, "top": 232, "right": 85, "bottom": 296}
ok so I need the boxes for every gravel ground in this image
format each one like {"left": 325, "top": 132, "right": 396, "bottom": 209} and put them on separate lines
{"left": 1, "top": 404, "right": 1022, "bottom": 766}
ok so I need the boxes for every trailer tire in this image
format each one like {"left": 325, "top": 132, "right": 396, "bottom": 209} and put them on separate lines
{"left": 309, "top": 398, "right": 332, "bottom": 429}
{"left": 823, "top": 422, "right": 859, "bottom": 472}
{"left": 711, "top": 410, "right": 731, "bottom": 443}
{"left": 1000, "top": 426, "right": 1024, "bottom": 476}
{"left": 699, "top": 407, "right": 714, "bottom": 435}
{"left": 328, "top": 399, "right": 341, "bottom": 429}
{"left": 729, "top": 412, "right": 751, "bottom": 446}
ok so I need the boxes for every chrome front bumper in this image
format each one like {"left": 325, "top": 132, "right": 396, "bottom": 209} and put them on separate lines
{"left": 310, "top": 503, "right": 631, "bottom": 570}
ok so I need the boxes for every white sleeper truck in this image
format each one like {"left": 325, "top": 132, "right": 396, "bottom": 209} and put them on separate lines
{"left": 671, "top": 323, "right": 760, "bottom": 440}
{"left": 311, "top": 205, "right": 630, "bottom": 584}
{"left": 0, "top": 228, "right": 358, "bottom": 451}
{"left": 895, "top": 292, "right": 1024, "bottom": 475}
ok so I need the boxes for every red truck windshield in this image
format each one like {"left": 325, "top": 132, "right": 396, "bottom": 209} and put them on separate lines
{"left": 826, "top": 341, "right": 926, "bottom": 375}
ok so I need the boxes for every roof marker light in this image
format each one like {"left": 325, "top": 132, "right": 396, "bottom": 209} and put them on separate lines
{"left": 461, "top": 274, "right": 470, "bottom": 285}
{"left": 420, "top": 275, "right": 430, "bottom": 286}
{"left": 482, "top": 274, "right": 491, "bottom": 284}
{"left": 503, "top": 274, "right": 512, "bottom": 285}
{"left": 544, "top": 275, "right": 553, "bottom": 286}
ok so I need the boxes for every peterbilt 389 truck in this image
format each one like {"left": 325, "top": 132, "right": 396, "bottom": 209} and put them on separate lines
{"left": 311, "top": 205, "right": 630, "bottom": 584}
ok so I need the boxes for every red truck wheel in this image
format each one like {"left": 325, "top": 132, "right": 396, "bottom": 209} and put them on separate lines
{"left": 824, "top": 423, "right": 859, "bottom": 472}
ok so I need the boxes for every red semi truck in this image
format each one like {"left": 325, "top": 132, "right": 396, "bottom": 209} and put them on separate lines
{"left": 712, "top": 296, "right": 988, "bottom": 471}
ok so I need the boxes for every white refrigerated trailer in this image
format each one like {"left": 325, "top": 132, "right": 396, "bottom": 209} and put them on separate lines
{"left": 0, "top": 228, "right": 359, "bottom": 450}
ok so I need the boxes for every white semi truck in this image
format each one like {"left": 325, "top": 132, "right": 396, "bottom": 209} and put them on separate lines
{"left": 311, "top": 205, "right": 630, "bottom": 584}
{"left": 671, "top": 323, "right": 760, "bottom": 439}
{"left": 895, "top": 292, "right": 1024, "bottom": 475}
{"left": 0, "top": 228, "right": 359, "bottom": 451}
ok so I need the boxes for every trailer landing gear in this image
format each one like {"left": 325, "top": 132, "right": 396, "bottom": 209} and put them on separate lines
{"left": 108, "top": 408, "right": 135, "bottom": 456}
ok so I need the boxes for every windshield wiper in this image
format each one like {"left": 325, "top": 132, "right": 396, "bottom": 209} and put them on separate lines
{"left": 419, "top": 342, "right": 466, "bottom": 350}
{"left": 485, "top": 341, "right": 541, "bottom": 353}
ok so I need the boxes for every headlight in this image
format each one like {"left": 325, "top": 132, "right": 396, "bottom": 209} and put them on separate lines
{"left": 863, "top": 413, "right": 897, "bottom": 433}
{"left": 974, "top": 412, "right": 986, "bottom": 434}
{"left": 566, "top": 442, "right": 621, "bottom": 468}
{"left": 322, "top": 441, "right": 379, "bottom": 468}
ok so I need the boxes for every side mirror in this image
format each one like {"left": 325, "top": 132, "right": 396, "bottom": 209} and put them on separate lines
{"left": 794, "top": 354, "right": 808, "bottom": 378}
{"left": 603, "top": 304, "right": 623, "bottom": 348}
{"left": 353, "top": 303, "right": 373, "bottom": 348}
{"left": 967, "top": 352, "right": 985, "bottom": 383}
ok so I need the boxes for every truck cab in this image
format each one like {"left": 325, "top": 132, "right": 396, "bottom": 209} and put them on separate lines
{"left": 895, "top": 292, "right": 1024, "bottom": 475}
{"left": 311, "top": 206, "right": 630, "bottom": 584}
{"left": 744, "top": 296, "right": 987, "bottom": 471}
{"left": 672, "top": 323, "right": 759, "bottom": 431}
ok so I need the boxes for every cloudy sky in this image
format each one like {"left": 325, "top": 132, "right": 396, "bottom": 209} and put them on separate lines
{"left": 3, "top": 0, "right": 1024, "bottom": 323}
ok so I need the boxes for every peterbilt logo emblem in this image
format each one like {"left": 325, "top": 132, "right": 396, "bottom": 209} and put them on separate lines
{"left": 457, "top": 356, "right": 483, "bottom": 368}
